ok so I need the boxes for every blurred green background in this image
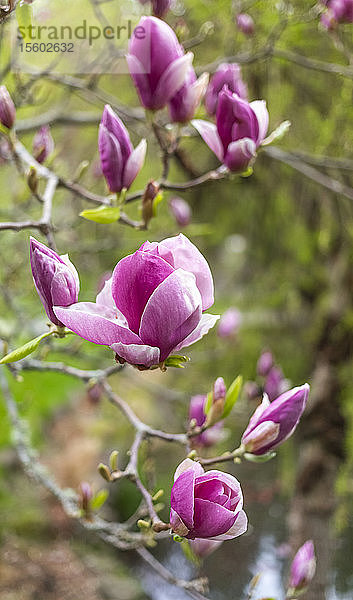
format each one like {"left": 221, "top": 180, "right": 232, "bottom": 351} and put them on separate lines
{"left": 0, "top": 1, "right": 352, "bottom": 599}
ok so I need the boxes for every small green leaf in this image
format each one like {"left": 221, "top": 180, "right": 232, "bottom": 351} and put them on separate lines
{"left": 0, "top": 331, "right": 53, "bottom": 364}
{"left": 222, "top": 375, "right": 243, "bottom": 418}
{"left": 173, "top": 534, "right": 184, "bottom": 543}
{"left": 244, "top": 451, "right": 277, "bottom": 463}
{"left": 204, "top": 391, "right": 213, "bottom": 415}
{"left": 164, "top": 354, "right": 190, "bottom": 368}
{"left": 152, "top": 192, "right": 164, "bottom": 217}
{"left": 16, "top": 1, "right": 33, "bottom": 43}
{"left": 240, "top": 166, "right": 253, "bottom": 178}
{"left": 90, "top": 489, "right": 109, "bottom": 511}
{"left": 80, "top": 205, "right": 120, "bottom": 224}
{"left": 261, "top": 120, "right": 291, "bottom": 146}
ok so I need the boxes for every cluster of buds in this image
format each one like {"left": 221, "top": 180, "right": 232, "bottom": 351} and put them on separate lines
{"left": 188, "top": 378, "right": 226, "bottom": 448}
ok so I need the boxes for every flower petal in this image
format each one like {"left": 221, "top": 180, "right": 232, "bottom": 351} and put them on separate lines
{"left": 156, "top": 234, "right": 215, "bottom": 311}
{"left": 172, "top": 313, "right": 220, "bottom": 353}
{"left": 53, "top": 302, "right": 141, "bottom": 346}
{"left": 171, "top": 467, "right": 196, "bottom": 530}
{"left": 190, "top": 498, "right": 236, "bottom": 539}
{"left": 250, "top": 100, "right": 269, "bottom": 145}
{"left": 112, "top": 251, "right": 174, "bottom": 334}
{"left": 98, "top": 124, "right": 124, "bottom": 193}
{"left": 174, "top": 458, "right": 204, "bottom": 482}
{"left": 224, "top": 138, "right": 256, "bottom": 172}
{"left": 123, "top": 138, "right": 147, "bottom": 190}
{"left": 207, "top": 509, "right": 248, "bottom": 541}
{"left": 192, "top": 119, "right": 224, "bottom": 162}
{"left": 139, "top": 268, "right": 202, "bottom": 361}
{"left": 153, "top": 53, "right": 194, "bottom": 110}
{"left": 110, "top": 342, "right": 160, "bottom": 367}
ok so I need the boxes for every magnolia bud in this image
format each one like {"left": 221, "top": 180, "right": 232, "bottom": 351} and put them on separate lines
{"left": 0, "top": 85, "right": 16, "bottom": 130}
{"left": 142, "top": 180, "right": 159, "bottom": 226}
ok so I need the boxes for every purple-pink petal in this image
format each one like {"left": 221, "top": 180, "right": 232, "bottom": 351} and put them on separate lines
{"left": 192, "top": 119, "right": 224, "bottom": 162}
{"left": 139, "top": 269, "right": 202, "bottom": 361}
{"left": 110, "top": 341, "right": 160, "bottom": 368}
{"left": 111, "top": 251, "right": 174, "bottom": 334}
{"left": 170, "top": 468, "right": 196, "bottom": 530}
{"left": 190, "top": 498, "right": 236, "bottom": 539}
{"left": 53, "top": 302, "right": 141, "bottom": 346}
{"left": 123, "top": 138, "right": 147, "bottom": 189}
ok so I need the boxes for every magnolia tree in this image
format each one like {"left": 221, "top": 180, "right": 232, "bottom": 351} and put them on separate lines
{"left": 1, "top": 0, "right": 353, "bottom": 598}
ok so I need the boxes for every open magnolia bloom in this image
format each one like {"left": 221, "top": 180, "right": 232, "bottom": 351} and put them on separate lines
{"left": 170, "top": 459, "right": 247, "bottom": 541}
{"left": 54, "top": 234, "right": 219, "bottom": 369}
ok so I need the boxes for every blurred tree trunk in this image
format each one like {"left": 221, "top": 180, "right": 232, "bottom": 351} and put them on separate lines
{"left": 288, "top": 247, "right": 352, "bottom": 599}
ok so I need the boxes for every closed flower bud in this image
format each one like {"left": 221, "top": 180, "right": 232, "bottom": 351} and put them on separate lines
{"left": 170, "top": 459, "right": 247, "bottom": 540}
{"left": 242, "top": 384, "right": 310, "bottom": 455}
{"left": 217, "top": 307, "right": 242, "bottom": 338}
{"left": 193, "top": 87, "right": 268, "bottom": 172}
{"left": 32, "top": 125, "right": 54, "bottom": 164}
{"left": 205, "top": 63, "right": 248, "bottom": 116}
{"left": 30, "top": 237, "right": 80, "bottom": 327}
{"left": 189, "top": 395, "right": 224, "bottom": 448}
{"left": 127, "top": 16, "right": 193, "bottom": 111}
{"left": 257, "top": 350, "right": 274, "bottom": 377}
{"left": 0, "top": 85, "right": 16, "bottom": 130}
{"left": 289, "top": 540, "right": 316, "bottom": 594}
{"left": 236, "top": 13, "right": 255, "bottom": 36}
{"left": 99, "top": 105, "right": 146, "bottom": 193}
{"left": 54, "top": 234, "right": 219, "bottom": 369}
{"left": 169, "top": 196, "right": 191, "bottom": 227}
{"left": 206, "top": 376, "right": 227, "bottom": 426}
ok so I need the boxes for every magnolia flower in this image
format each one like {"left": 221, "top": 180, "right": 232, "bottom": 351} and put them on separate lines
{"left": 54, "top": 234, "right": 219, "bottom": 368}
{"left": 193, "top": 87, "right": 269, "bottom": 172}
{"left": 321, "top": 0, "right": 353, "bottom": 29}
{"left": 98, "top": 105, "right": 146, "bottom": 193}
{"left": 236, "top": 13, "right": 255, "bottom": 36}
{"left": 127, "top": 16, "right": 193, "bottom": 110}
{"left": 241, "top": 384, "right": 310, "bottom": 455}
{"left": 289, "top": 540, "right": 316, "bottom": 594}
{"left": 30, "top": 237, "right": 79, "bottom": 327}
{"left": 169, "top": 196, "right": 192, "bottom": 227}
{"left": 32, "top": 126, "right": 54, "bottom": 164}
{"left": 0, "top": 85, "right": 16, "bottom": 129}
{"left": 257, "top": 350, "right": 274, "bottom": 377}
{"left": 217, "top": 307, "right": 242, "bottom": 338}
{"left": 170, "top": 459, "right": 247, "bottom": 540}
{"left": 189, "top": 394, "right": 224, "bottom": 447}
{"left": 205, "top": 63, "right": 248, "bottom": 116}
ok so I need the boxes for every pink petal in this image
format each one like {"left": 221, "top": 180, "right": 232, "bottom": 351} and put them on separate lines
{"left": 110, "top": 342, "right": 160, "bottom": 367}
{"left": 153, "top": 53, "right": 194, "bottom": 109}
{"left": 112, "top": 251, "right": 174, "bottom": 334}
{"left": 171, "top": 468, "right": 196, "bottom": 530}
{"left": 123, "top": 138, "right": 147, "bottom": 190}
{"left": 250, "top": 100, "right": 269, "bottom": 145}
{"left": 53, "top": 302, "right": 141, "bottom": 346}
{"left": 224, "top": 138, "right": 256, "bottom": 172}
{"left": 208, "top": 509, "right": 248, "bottom": 541}
{"left": 157, "top": 234, "right": 215, "bottom": 311}
{"left": 171, "top": 313, "right": 219, "bottom": 353}
{"left": 174, "top": 458, "right": 204, "bottom": 482}
{"left": 96, "top": 277, "right": 117, "bottom": 311}
{"left": 191, "top": 498, "right": 236, "bottom": 539}
{"left": 139, "top": 269, "right": 202, "bottom": 361}
{"left": 192, "top": 119, "right": 224, "bottom": 162}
